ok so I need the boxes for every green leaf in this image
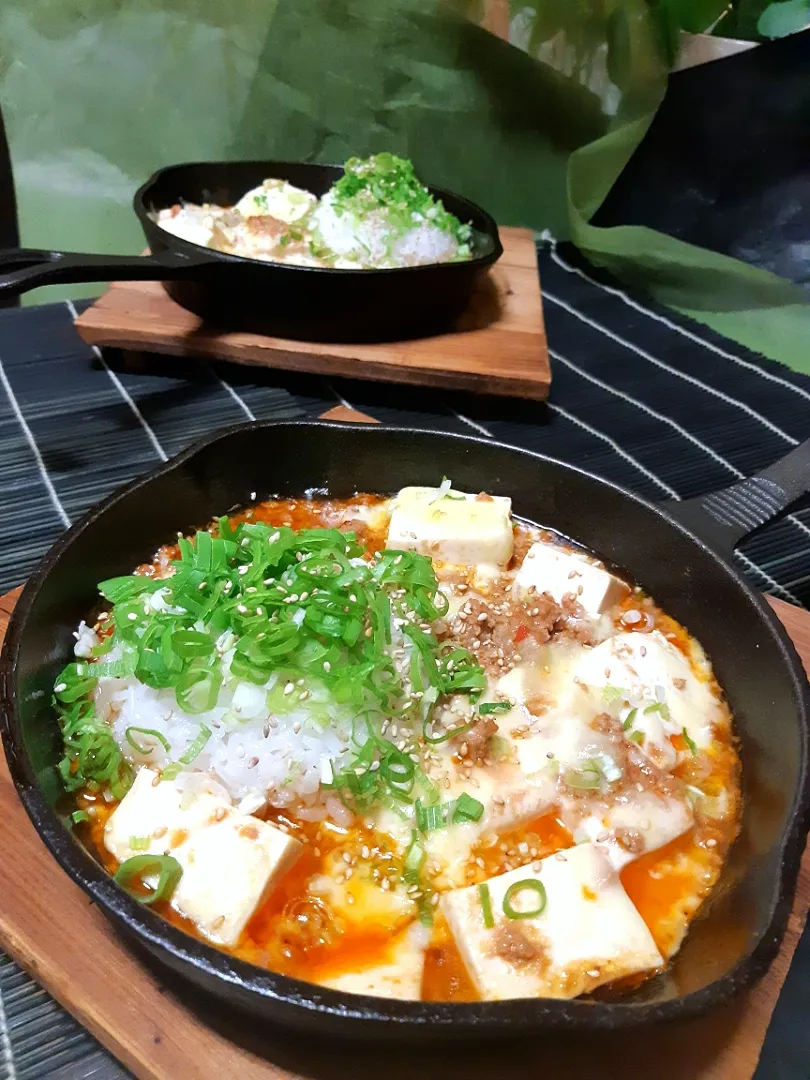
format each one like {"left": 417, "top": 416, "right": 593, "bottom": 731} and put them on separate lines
{"left": 757, "top": 0, "right": 810, "bottom": 37}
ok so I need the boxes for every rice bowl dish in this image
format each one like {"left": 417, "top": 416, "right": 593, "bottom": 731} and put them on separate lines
{"left": 154, "top": 154, "right": 474, "bottom": 271}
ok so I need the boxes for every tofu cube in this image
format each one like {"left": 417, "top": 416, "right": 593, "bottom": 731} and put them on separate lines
{"left": 561, "top": 792, "right": 693, "bottom": 870}
{"left": 386, "top": 486, "right": 513, "bottom": 569}
{"left": 156, "top": 209, "right": 214, "bottom": 249}
{"left": 234, "top": 178, "right": 317, "bottom": 223}
{"left": 319, "top": 927, "right": 426, "bottom": 1000}
{"left": 574, "top": 631, "right": 720, "bottom": 760}
{"left": 514, "top": 541, "right": 628, "bottom": 619}
{"left": 441, "top": 843, "right": 662, "bottom": 1000}
{"left": 105, "top": 769, "right": 302, "bottom": 946}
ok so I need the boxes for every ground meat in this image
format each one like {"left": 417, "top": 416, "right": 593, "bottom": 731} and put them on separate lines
{"left": 559, "top": 594, "right": 596, "bottom": 645}
{"left": 453, "top": 717, "right": 498, "bottom": 764}
{"left": 491, "top": 924, "right": 545, "bottom": 969}
{"left": 589, "top": 711, "right": 627, "bottom": 751}
{"left": 445, "top": 585, "right": 595, "bottom": 675}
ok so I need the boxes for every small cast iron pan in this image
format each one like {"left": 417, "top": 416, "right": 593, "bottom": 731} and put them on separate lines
{"left": 2, "top": 422, "right": 810, "bottom": 1039}
{"left": 0, "top": 162, "right": 502, "bottom": 341}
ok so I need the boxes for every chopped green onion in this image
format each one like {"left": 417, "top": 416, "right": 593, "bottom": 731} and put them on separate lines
{"left": 416, "top": 799, "right": 448, "bottom": 833}
{"left": 161, "top": 763, "right": 183, "bottom": 782}
{"left": 179, "top": 725, "right": 212, "bottom": 765}
{"left": 129, "top": 836, "right": 151, "bottom": 851}
{"left": 176, "top": 665, "right": 221, "bottom": 715}
{"left": 97, "top": 575, "right": 163, "bottom": 605}
{"left": 114, "top": 854, "right": 182, "bottom": 905}
{"left": 563, "top": 761, "right": 603, "bottom": 791}
{"left": 478, "top": 882, "right": 495, "bottom": 928}
{"left": 644, "top": 702, "right": 671, "bottom": 722}
{"left": 403, "top": 830, "right": 426, "bottom": 884}
{"left": 502, "top": 878, "right": 547, "bottom": 920}
{"left": 602, "top": 685, "right": 626, "bottom": 705}
{"left": 622, "top": 708, "right": 638, "bottom": 731}
{"left": 628, "top": 730, "right": 645, "bottom": 745}
{"left": 682, "top": 727, "right": 698, "bottom": 756}
{"left": 71, "top": 810, "right": 90, "bottom": 825}
{"left": 125, "top": 726, "right": 171, "bottom": 756}
{"left": 478, "top": 702, "right": 511, "bottom": 715}
{"left": 452, "top": 792, "right": 485, "bottom": 823}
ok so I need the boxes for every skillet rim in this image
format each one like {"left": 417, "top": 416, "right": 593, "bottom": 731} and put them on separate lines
{"left": 2, "top": 419, "right": 809, "bottom": 1033}
{"left": 133, "top": 159, "right": 504, "bottom": 277}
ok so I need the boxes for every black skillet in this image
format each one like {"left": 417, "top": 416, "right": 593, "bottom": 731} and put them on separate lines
{"left": 0, "top": 162, "right": 502, "bottom": 342}
{"left": 2, "top": 421, "right": 810, "bottom": 1039}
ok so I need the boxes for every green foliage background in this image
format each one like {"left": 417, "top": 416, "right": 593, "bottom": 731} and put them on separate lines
{"left": 1, "top": 0, "right": 807, "bottom": 368}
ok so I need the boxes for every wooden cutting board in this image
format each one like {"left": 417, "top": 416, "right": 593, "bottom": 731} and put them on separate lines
{"left": 74, "top": 227, "right": 550, "bottom": 400}
{"left": 1, "top": 445, "right": 809, "bottom": 1080}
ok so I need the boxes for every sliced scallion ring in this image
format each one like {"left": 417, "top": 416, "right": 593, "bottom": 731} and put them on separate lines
{"left": 502, "top": 878, "right": 547, "bottom": 920}
{"left": 114, "top": 854, "right": 182, "bottom": 905}
{"left": 125, "top": 726, "right": 171, "bottom": 756}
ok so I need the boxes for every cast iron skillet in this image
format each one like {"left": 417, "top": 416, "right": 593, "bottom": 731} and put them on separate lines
{"left": 2, "top": 421, "right": 810, "bottom": 1039}
{"left": 0, "top": 162, "right": 502, "bottom": 341}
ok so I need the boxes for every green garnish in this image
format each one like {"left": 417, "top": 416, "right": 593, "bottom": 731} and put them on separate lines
{"left": 682, "top": 727, "right": 698, "bottom": 756}
{"left": 54, "top": 520, "right": 486, "bottom": 821}
{"left": 502, "top": 879, "right": 547, "bottom": 920}
{"left": 628, "top": 730, "right": 645, "bottom": 745}
{"left": 129, "top": 836, "right": 151, "bottom": 851}
{"left": 54, "top": 664, "right": 132, "bottom": 798}
{"left": 644, "top": 702, "right": 671, "bottom": 721}
{"left": 125, "top": 726, "right": 171, "bottom": 756}
{"left": 622, "top": 708, "right": 638, "bottom": 731}
{"left": 71, "top": 810, "right": 90, "bottom": 825}
{"left": 179, "top": 724, "right": 212, "bottom": 765}
{"left": 403, "top": 830, "right": 433, "bottom": 927}
{"left": 452, "top": 792, "right": 485, "bottom": 824}
{"left": 330, "top": 153, "right": 472, "bottom": 250}
{"left": 478, "top": 702, "right": 511, "bottom": 715}
{"left": 602, "top": 685, "right": 626, "bottom": 705}
{"left": 114, "top": 854, "right": 182, "bottom": 905}
{"left": 478, "top": 882, "right": 495, "bottom": 928}
{"left": 563, "top": 760, "right": 604, "bottom": 791}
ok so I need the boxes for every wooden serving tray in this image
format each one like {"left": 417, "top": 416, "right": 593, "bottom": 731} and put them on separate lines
{"left": 1, "top": 437, "right": 809, "bottom": 1079}
{"left": 74, "top": 227, "right": 550, "bottom": 400}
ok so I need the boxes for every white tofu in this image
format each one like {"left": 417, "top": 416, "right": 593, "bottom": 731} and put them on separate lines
{"left": 319, "top": 927, "right": 426, "bottom": 1000}
{"left": 514, "top": 540, "right": 628, "bottom": 619}
{"left": 441, "top": 843, "right": 663, "bottom": 1001}
{"left": 156, "top": 209, "right": 215, "bottom": 249}
{"left": 574, "top": 631, "right": 720, "bottom": 762}
{"left": 386, "top": 486, "right": 513, "bottom": 570}
{"left": 105, "top": 768, "right": 302, "bottom": 946}
{"left": 560, "top": 791, "right": 693, "bottom": 870}
{"left": 234, "top": 178, "right": 317, "bottom": 223}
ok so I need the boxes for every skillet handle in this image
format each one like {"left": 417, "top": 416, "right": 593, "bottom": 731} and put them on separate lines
{"left": 665, "top": 437, "right": 810, "bottom": 553}
{"left": 0, "top": 248, "right": 216, "bottom": 297}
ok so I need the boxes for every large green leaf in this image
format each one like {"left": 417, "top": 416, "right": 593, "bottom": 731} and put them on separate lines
{"left": 757, "top": 0, "right": 810, "bottom": 37}
{"left": 1, "top": 0, "right": 808, "bottom": 370}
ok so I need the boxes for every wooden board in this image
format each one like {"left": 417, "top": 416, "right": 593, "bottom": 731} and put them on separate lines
{"left": 2, "top": 458, "right": 809, "bottom": 1079}
{"left": 74, "top": 227, "right": 550, "bottom": 400}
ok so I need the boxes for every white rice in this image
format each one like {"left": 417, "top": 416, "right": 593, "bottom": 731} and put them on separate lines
{"left": 93, "top": 659, "right": 355, "bottom": 812}
{"left": 311, "top": 192, "right": 459, "bottom": 268}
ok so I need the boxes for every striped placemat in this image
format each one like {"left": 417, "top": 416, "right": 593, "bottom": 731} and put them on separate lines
{"left": 2, "top": 238, "right": 810, "bottom": 1079}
